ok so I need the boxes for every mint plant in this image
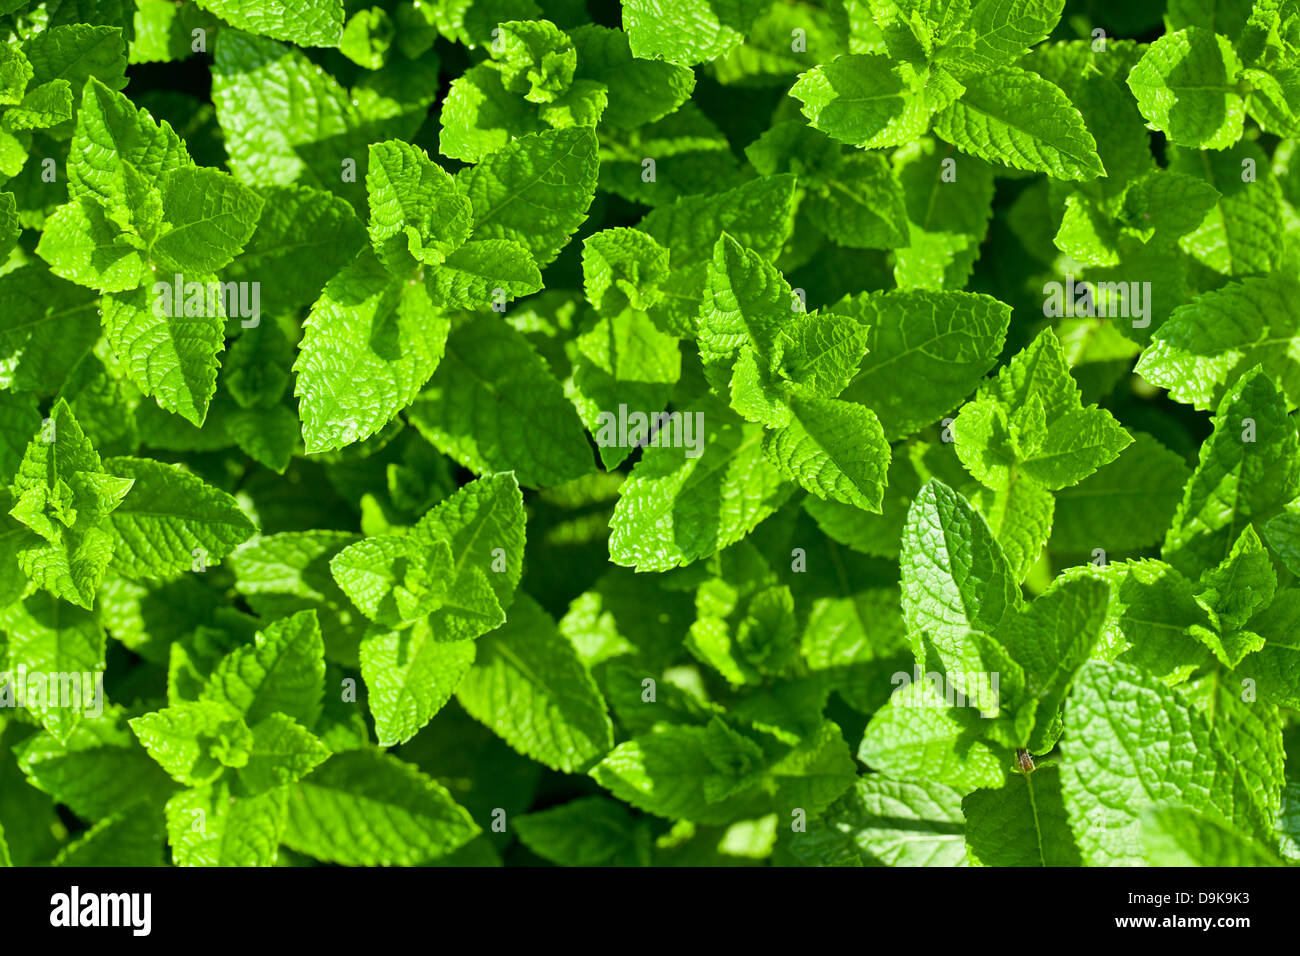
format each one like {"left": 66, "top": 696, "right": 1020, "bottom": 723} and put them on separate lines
{"left": 0, "top": 0, "right": 1298, "bottom": 870}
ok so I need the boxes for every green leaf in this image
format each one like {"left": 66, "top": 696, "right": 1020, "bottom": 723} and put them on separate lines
{"left": 200, "top": 609, "right": 326, "bottom": 729}
{"left": 494, "top": 19, "right": 575, "bottom": 104}
{"left": 621, "top": 0, "right": 766, "bottom": 66}
{"left": 762, "top": 396, "right": 890, "bottom": 512}
{"left": 1137, "top": 275, "right": 1300, "bottom": 412}
{"left": 0, "top": 593, "right": 105, "bottom": 740}
{"left": 637, "top": 174, "right": 797, "bottom": 336}
{"left": 608, "top": 396, "right": 790, "bottom": 571}
{"left": 294, "top": 249, "right": 449, "bottom": 454}
{"left": 590, "top": 717, "right": 767, "bottom": 824}
{"left": 165, "top": 783, "right": 288, "bottom": 867}
{"left": 228, "top": 531, "right": 366, "bottom": 667}
{"left": 151, "top": 166, "right": 265, "bottom": 274}
{"left": 331, "top": 535, "right": 454, "bottom": 628}
{"left": 195, "top": 0, "right": 345, "bottom": 47}
{"left": 15, "top": 707, "right": 176, "bottom": 820}
{"left": 1104, "top": 559, "right": 1216, "bottom": 683}
{"left": 1193, "top": 525, "right": 1275, "bottom": 650}
{"left": 515, "top": 794, "right": 649, "bottom": 866}
{"left": 437, "top": 63, "right": 545, "bottom": 164}
{"left": 129, "top": 699, "right": 255, "bottom": 786}
{"left": 101, "top": 456, "right": 255, "bottom": 579}
{"left": 994, "top": 575, "right": 1109, "bottom": 752}
{"left": 224, "top": 183, "right": 366, "bottom": 317}
{"left": 99, "top": 282, "right": 225, "bottom": 427}
{"left": 53, "top": 807, "right": 166, "bottom": 867}
{"left": 568, "top": 308, "right": 681, "bottom": 470}
{"left": 366, "top": 140, "right": 472, "bottom": 270}
{"left": 406, "top": 472, "right": 526, "bottom": 642}
{"left": 283, "top": 749, "right": 480, "bottom": 865}
{"left": 806, "top": 153, "right": 909, "bottom": 251}
{"left": 1050, "top": 431, "right": 1191, "bottom": 554}
{"left": 792, "top": 54, "right": 938, "bottom": 150}
{"left": 962, "top": 764, "right": 1080, "bottom": 865}
{"left": 933, "top": 66, "right": 1104, "bottom": 180}
{"left": 570, "top": 24, "right": 694, "bottom": 130}
{"left": 1141, "top": 805, "right": 1285, "bottom": 866}
{"left": 899, "top": 479, "right": 1023, "bottom": 655}
{"left": 361, "top": 622, "right": 476, "bottom": 747}
{"left": 456, "top": 593, "right": 613, "bottom": 772}
{"left": 238, "top": 713, "right": 331, "bottom": 794}
{"left": 458, "top": 126, "right": 598, "bottom": 269}
{"left": 836, "top": 289, "right": 1010, "bottom": 441}
{"left": 1127, "top": 27, "right": 1245, "bottom": 149}
{"left": 1163, "top": 368, "right": 1300, "bottom": 579}
{"left": 788, "top": 775, "right": 967, "bottom": 867}
{"left": 8, "top": 398, "right": 133, "bottom": 608}
{"left": 857, "top": 681, "right": 1008, "bottom": 791}
{"left": 1059, "top": 660, "right": 1267, "bottom": 865}
{"left": 424, "top": 239, "right": 542, "bottom": 310}
{"left": 958, "top": 0, "right": 1065, "bottom": 72}
{"left": 408, "top": 314, "right": 593, "bottom": 488}
{"left": 581, "top": 227, "right": 671, "bottom": 315}
{"left": 954, "top": 328, "right": 1132, "bottom": 491}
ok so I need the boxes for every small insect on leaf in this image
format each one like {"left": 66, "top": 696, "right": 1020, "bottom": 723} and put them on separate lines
{"left": 1016, "top": 748, "right": 1036, "bottom": 775}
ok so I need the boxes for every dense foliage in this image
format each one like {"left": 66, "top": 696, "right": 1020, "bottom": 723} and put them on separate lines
{"left": 0, "top": 0, "right": 1298, "bottom": 868}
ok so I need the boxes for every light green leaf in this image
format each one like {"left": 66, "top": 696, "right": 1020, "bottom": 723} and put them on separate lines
{"left": 590, "top": 717, "right": 768, "bottom": 824}
{"left": 366, "top": 140, "right": 472, "bottom": 270}
{"left": 283, "top": 749, "right": 480, "bottom": 864}
{"left": 1059, "top": 660, "right": 1267, "bottom": 866}
{"left": 857, "top": 681, "right": 1008, "bottom": 791}
{"left": 100, "top": 283, "right": 225, "bottom": 427}
{"left": 994, "top": 575, "right": 1109, "bottom": 752}
{"left": 621, "top": 0, "right": 766, "bottom": 66}
{"left": 195, "top": 0, "right": 345, "bottom": 47}
{"left": 762, "top": 396, "right": 890, "bottom": 512}
{"left": 962, "top": 765, "right": 1080, "bottom": 865}
{"left": 1050, "top": 432, "right": 1191, "bottom": 554}
{"left": 408, "top": 314, "right": 593, "bottom": 488}
{"left": 836, "top": 289, "right": 1010, "bottom": 441}
{"left": 0, "top": 593, "right": 105, "bottom": 740}
{"left": 458, "top": 126, "right": 598, "bottom": 268}
{"left": 65, "top": 76, "right": 192, "bottom": 210}
{"left": 424, "top": 239, "right": 542, "bottom": 310}
{"left": 151, "top": 166, "right": 265, "bottom": 275}
{"left": 1163, "top": 368, "right": 1300, "bottom": 579}
{"left": 1141, "top": 805, "right": 1284, "bottom": 866}
{"left": 238, "top": 713, "right": 331, "bottom": 794}
{"left": 1127, "top": 27, "right": 1245, "bottom": 149}
{"left": 101, "top": 456, "right": 255, "bottom": 579}
{"left": 200, "top": 609, "right": 326, "bottom": 729}
{"left": 129, "top": 699, "right": 254, "bottom": 786}
{"left": 165, "top": 783, "right": 288, "bottom": 867}
{"left": 788, "top": 775, "right": 967, "bottom": 867}
{"left": 295, "top": 249, "right": 449, "bottom": 454}
{"left": 899, "top": 479, "right": 1023, "bottom": 655}
{"left": 361, "top": 623, "right": 476, "bottom": 747}
{"left": 1137, "top": 275, "right": 1300, "bottom": 412}
{"left": 608, "top": 396, "right": 791, "bottom": 571}
{"left": 515, "top": 794, "right": 649, "bottom": 866}
{"left": 570, "top": 24, "right": 694, "bottom": 129}
{"left": 933, "top": 66, "right": 1104, "bottom": 180}
{"left": 406, "top": 472, "right": 526, "bottom": 643}
{"left": 456, "top": 593, "right": 613, "bottom": 772}
{"left": 8, "top": 399, "right": 133, "bottom": 608}
{"left": 792, "top": 54, "right": 937, "bottom": 150}
{"left": 15, "top": 706, "right": 176, "bottom": 820}
{"left": 954, "top": 328, "right": 1132, "bottom": 491}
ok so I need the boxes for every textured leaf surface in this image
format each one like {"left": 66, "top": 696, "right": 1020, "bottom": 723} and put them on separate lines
{"left": 456, "top": 594, "right": 613, "bottom": 773}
